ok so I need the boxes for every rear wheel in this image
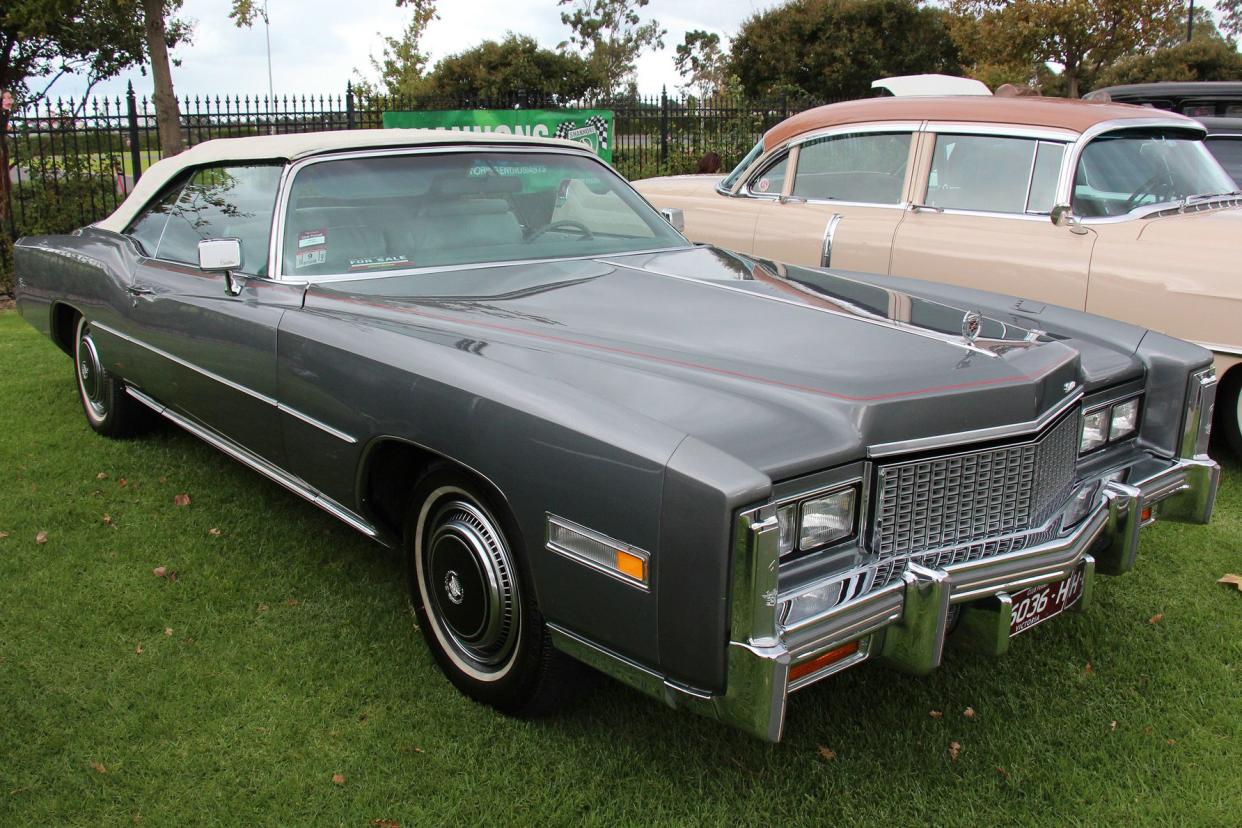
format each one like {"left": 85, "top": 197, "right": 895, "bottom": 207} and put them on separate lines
{"left": 405, "top": 468, "right": 570, "bottom": 716}
{"left": 1216, "top": 369, "right": 1242, "bottom": 458}
{"left": 74, "top": 315, "right": 148, "bottom": 438}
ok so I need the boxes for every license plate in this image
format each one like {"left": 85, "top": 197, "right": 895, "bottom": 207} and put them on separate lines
{"left": 1009, "top": 566, "right": 1085, "bottom": 637}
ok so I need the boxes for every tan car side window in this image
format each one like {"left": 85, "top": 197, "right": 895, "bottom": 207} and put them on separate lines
{"left": 926, "top": 134, "right": 1065, "bottom": 215}
{"left": 791, "top": 132, "right": 911, "bottom": 203}
{"left": 746, "top": 154, "right": 789, "bottom": 197}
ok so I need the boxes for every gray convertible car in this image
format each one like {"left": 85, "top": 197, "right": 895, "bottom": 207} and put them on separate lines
{"left": 12, "top": 130, "right": 1220, "bottom": 741}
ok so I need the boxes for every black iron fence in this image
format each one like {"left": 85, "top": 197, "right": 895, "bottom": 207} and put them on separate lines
{"left": 1, "top": 83, "right": 833, "bottom": 292}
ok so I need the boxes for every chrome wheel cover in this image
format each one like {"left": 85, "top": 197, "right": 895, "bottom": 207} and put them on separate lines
{"left": 416, "top": 492, "right": 521, "bottom": 680}
{"left": 76, "top": 324, "right": 108, "bottom": 420}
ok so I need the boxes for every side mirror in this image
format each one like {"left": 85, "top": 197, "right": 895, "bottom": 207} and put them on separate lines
{"left": 1050, "top": 204, "right": 1089, "bottom": 236}
{"left": 660, "top": 207, "right": 686, "bottom": 233}
{"left": 197, "top": 238, "right": 245, "bottom": 295}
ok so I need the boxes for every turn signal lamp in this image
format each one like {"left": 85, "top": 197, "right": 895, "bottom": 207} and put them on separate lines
{"left": 788, "top": 640, "right": 860, "bottom": 683}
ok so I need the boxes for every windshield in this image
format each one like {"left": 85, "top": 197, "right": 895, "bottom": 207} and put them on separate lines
{"left": 1073, "top": 129, "right": 1236, "bottom": 217}
{"left": 719, "top": 140, "right": 764, "bottom": 192}
{"left": 281, "top": 150, "right": 688, "bottom": 276}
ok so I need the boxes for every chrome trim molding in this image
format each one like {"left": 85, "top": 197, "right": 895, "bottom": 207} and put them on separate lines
{"left": 1194, "top": 340, "right": 1242, "bottom": 358}
{"left": 92, "top": 321, "right": 358, "bottom": 444}
{"left": 125, "top": 386, "right": 377, "bottom": 537}
{"left": 868, "top": 388, "right": 1083, "bottom": 457}
{"left": 819, "top": 213, "right": 842, "bottom": 268}
{"left": 1181, "top": 367, "right": 1218, "bottom": 460}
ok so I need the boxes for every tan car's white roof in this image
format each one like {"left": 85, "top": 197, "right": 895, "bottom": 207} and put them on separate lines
{"left": 96, "top": 128, "right": 587, "bottom": 232}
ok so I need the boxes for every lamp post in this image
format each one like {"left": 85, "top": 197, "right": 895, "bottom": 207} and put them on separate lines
{"left": 1187, "top": 0, "right": 1195, "bottom": 42}
{"left": 263, "top": 0, "right": 274, "bottom": 104}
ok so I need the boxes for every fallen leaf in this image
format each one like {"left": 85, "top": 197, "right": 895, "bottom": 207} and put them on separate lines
{"left": 948, "top": 741, "right": 961, "bottom": 762}
{"left": 1167, "top": 738, "right": 1177, "bottom": 745}
{"left": 97, "top": 472, "right": 109, "bottom": 480}
{"left": 164, "top": 628, "right": 173, "bottom": 637}
{"left": 158, "top": 477, "right": 167, "bottom": 484}
{"left": 152, "top": 566, "right": 167, "bottom": 578}
{"left": 963, "top": 707, "right": 976, "bottom": 719}
{"left": 929, "top": 709, "right": 943, "bottom": 719}
{"left": 817, "top": 745, "right": 836, "bottom": 761}
{"left": 167, "top": 571, "right": 177, "bottom": 582}
{"left": 90, "top": 761, "right": 107, "bottom": 774}
{"left": 285, "top": 598, "right": 299, "bottom": 606}
{"left": 1218, "top": 574, "right": 1242, "bottom": 593}
{"left": 995, "top": 766, "right": 1011, "bottom": 781}
{"left": 134, "top": 643, "right": 144, "bottom": 655}
{"left": 1148, "top": 613, "right": 1164, "bottom": 625}
{"left": 35, "top": 531, "right": 48, "bottom": 545}
{"left": 412, "top": 746, "right": 424, "bottom": 754}
{"left": 331, "top": 773, "right": 345, "bottom": 785}
{"left": 0, "top": 531, "right": 9, "bottom": 539}
{"left": 1084, "top": 662, "right": 1095, "bottom": 676}
{"left": 102, "top": 514, "right": 113, "bottom": 526}
{"left": 118, "top": 479, "right": 127, "bottom": 487}
{"left": 173, "top": 493, "right": 191, "bottom": 507}
{"left": 208, "top": 527, "right": 221, "bottom": 537}
{"left": 1110, "top": 720, "right": 1118, "bottom": 731}
{"left": 372, "top": 820, "right": 400, "bottom": 828}
{"left": 258, "top": 603, "right": 270, "bottom": 612}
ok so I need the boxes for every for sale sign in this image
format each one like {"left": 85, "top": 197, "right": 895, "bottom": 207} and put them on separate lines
{"left": 382, "top": 109, "right": 614, "bottom": 162}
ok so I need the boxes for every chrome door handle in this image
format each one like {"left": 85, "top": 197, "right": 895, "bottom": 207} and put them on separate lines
{"left": 126, "top": 285, "right": 155, "bottom": 296}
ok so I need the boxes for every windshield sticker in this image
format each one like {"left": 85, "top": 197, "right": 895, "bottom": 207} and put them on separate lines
{"left": 469, "top": 163, "right": 548, "bottom": 177}
{"left": 348, "top": 255, "right": 411, "bottom": 271}
{"left": 295, "top": 228, "right": 327, "bottom": 269}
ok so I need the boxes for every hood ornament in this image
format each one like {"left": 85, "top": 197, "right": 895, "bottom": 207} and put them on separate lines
{"left": 961, "top": 310, "right": 982, "bottom": 345}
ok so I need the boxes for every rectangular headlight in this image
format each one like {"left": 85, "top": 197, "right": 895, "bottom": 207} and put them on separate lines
{"left": 799, "top": 487, "right": 857, "bottom": 550}
{"left": 1109, "top": 398, "right": 1140, "bottom": 441}
{"left": 1080, "top": 408, "right": 1108, "bottom": 453}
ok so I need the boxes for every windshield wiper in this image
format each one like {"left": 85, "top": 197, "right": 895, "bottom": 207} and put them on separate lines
{"left": 1180, "top": 191, "right": 1242, "bottom": 209}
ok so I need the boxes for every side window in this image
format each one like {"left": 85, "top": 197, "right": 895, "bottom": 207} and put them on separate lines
{"left": 125, "top": 178, "right": 189, "bottom": 257}
{"left": 792, "top": 132, "right": 911, "bottom": 203}
{"left": 927, "top": 134, "right": 1064, "bottom": 215}
{"left": 152, "top": 164, "right": 283, "bottom": 275}
{"left": 1026, "top": 142, "right": 1067, "bottom": 214}
{"left": 747, "top": 154, "right": 788, "bottom": 196}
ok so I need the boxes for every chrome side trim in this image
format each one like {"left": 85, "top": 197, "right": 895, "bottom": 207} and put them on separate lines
{"left": 125, "top": 386, "right": 378, "bottom": 537}
{"left": 868, "top": 388, "right": 1083, "bottom": 457}
{"left": 820, "top": 213, "right": 842, "bottom": 268}
{"left": 92, "top": 321, "right": 357, "bottom": 444}
{"left": 547, "top": 624, "right": 668, "bottom": 699}
{"left": 1194, "top": 340, "right": 1242, "bottom": 358}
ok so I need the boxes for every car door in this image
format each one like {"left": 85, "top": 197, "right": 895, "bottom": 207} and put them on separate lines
{"left": 119, "top": 163, "right": 303, "bottom": 464}
{"left": 889, "top": 128, "right": 1095, "bottom": 311}
{"left": 750, "top": 126, "right": 919, "bottom": 272}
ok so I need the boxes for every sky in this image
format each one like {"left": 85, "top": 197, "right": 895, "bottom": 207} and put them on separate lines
{"left": 47, "top": 0, "right": 791, "bottom": 102}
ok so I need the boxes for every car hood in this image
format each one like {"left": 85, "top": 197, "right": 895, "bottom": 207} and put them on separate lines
{"left": 305, "top": 246, "right": 1088, "bottom": 478}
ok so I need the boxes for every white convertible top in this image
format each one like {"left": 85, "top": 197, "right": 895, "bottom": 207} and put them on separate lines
{"left": 871, "top": 74, "right": 992, "bottom": 97}
{"left": 95, "top": 128, "right": 588, "bottom": 232}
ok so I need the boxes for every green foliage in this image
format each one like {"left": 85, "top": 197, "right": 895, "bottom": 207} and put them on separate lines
{"left": 674, "top": 30, "right": 730, "bottom": 98}
{"left": 362, "top": 0, "right": 439, "bottom": 98}
{"left": 730, "top": 0, "right": 962, "bottom": 100}
{"left": 418, "top": 34, "right": 597, "bottom": 104}
{"left": 1219, "top": 0, "right": 1242, "bottom": 41}
{"left": 558, "top": 0, "right": 666, "bottom": 98}
{"left": 948, "top": 0, "right": 1187, "bottom": 98}
{"left": 1094, "top": 37, "right": 1242, "bottom": 88}
{"left": 12, "top": 151, "right": 121, "bottom": 237}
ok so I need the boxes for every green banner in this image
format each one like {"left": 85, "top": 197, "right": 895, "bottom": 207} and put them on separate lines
{"left": 382, "top": 109, "right": 614, "bottom": 162}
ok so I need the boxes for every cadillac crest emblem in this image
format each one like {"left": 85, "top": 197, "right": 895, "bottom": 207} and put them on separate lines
{"left": 961, "top": 310, "right": 982, "bottom": 344}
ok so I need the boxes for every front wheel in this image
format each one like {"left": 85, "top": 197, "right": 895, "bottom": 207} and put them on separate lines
{"left": 405, "top": 468, "right": 571, "bottom": 716}
{"left": 1216, "top": 369, "right": 1242, "bottom": 458}
{"left": 74, "top": 315, "right": 148, "bottom": 438}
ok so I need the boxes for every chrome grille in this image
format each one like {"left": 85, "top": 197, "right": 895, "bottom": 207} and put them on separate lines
{"left": 869, "top": 409, "right": 1078, "bottom": 587}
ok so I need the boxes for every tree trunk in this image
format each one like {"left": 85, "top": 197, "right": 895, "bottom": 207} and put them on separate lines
{"left": 1, "top": 107, "right": 12, "bottom": 296}
{"left": 141, "top": 0, "right": 184, "bottom": 157}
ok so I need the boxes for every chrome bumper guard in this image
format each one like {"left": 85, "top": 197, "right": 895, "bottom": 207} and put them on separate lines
{"left": 704, "top": 454, "right": 1218, "bottom": 742}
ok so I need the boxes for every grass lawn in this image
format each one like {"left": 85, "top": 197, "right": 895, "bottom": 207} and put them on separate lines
{"left": 1, "top": 308, "right": 1239, "bottom": 826}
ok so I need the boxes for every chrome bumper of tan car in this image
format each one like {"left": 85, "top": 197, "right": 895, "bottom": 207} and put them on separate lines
{"left": 551, "top": 453, "right": 1219, "bottom": 742}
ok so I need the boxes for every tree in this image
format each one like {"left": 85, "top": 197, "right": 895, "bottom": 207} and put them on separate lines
{"left": 0, "top": 1, "right": 161, "bottom": 245}
{"left": 419, "top": 34, "right": 596, "bottom": 105}
{"left": 1094, "top": 35, "right": 1242, "bottom": 88}
{"left": 350, "top": 0, "right": 438, "bottom": 98}
{"left": 1219, "top": 0, "right": 1242, "bottom": 40}
{"left": 948, "top": 0, "right": 1185, "bottom": 98}
{"left": 558, "top": 0, "right": 666, "bottom": 98}
{"left": 730, "top": 0, "right": 962, "bottom": 101}
{"left": 674, "top": 30, "right": 729, "bottom": 98}
{"left": 140, "top": 0, "right": 187, "bottom": 157}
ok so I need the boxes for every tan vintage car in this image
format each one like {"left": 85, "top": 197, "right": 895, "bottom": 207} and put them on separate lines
{"left": 634, "top": 96, "right": 1242, "bottom": 453}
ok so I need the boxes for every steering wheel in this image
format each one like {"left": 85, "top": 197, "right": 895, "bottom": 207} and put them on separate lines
{"left": 1123, "top": 171, "right": 1177, "bottom": 212}
{"left": 527, "top": 220, "right": 594, "bottom": 241}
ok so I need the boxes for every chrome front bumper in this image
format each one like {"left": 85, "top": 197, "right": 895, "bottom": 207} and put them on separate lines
{"left": 693, "top": 454, "right": 1219, "bottom": 742}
